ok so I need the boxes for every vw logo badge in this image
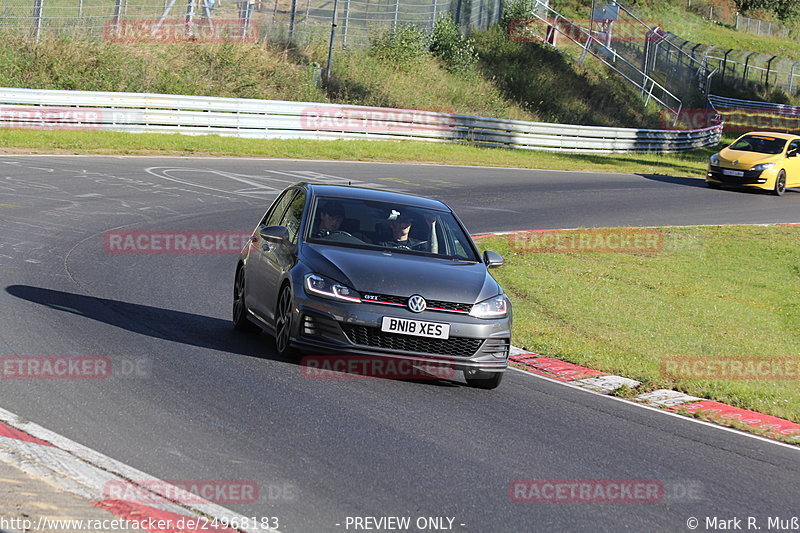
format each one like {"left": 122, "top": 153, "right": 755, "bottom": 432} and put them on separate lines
{"left": 407, "top": 295, "right": 427, "bottom": 313}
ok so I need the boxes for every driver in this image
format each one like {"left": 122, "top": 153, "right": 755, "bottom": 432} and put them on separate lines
{"left": 379, "top": 212, "right": 426, "bottom": 251}
{"left": 315, "top": 201, "right": 346, "bottom": 237}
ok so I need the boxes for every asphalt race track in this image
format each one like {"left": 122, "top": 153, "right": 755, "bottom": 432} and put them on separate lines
{"left": 0, "top": 155, "right": 798, "bottom": 532}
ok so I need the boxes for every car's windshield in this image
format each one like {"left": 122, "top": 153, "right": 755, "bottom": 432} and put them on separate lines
{"left": 306, "top": 196, "right": 479, "bottom": 261}
{"left": 729, "top": 135, "right": 787, "bottom": 155}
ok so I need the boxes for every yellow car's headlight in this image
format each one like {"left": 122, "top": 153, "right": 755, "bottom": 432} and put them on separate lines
{"left": 751, "top": 163, "right": 775, "bottom": 171}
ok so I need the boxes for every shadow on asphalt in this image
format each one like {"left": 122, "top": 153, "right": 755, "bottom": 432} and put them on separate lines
{"left": 4, "top": 285, "right": 462, "bottom": 388}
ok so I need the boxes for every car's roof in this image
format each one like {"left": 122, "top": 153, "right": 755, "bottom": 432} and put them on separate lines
{"left": 305, "top": 184, "right": 450, "bottom": 211}
{"left": 738, "top": 131, "right": 800, "bottom": 141}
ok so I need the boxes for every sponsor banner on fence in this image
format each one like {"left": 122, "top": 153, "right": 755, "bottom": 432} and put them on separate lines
{"left": 509, "top": 228, "right": 664, "bottom": 254}
{"left": 104, "top": 18, "right": 257, "bottom": 43}
{"left": 104, "top": 230, "right": 251, "bottom": 254}
{"left": 0, "top": 106, "right": 104, "bottom": 129}
{"left": 0, "top": 356, "right": 151, "bottom": 379}
{"left": 300, "top": 106, "right": 456, "bottom": 133}
{"left": 662, "top": 357, "right": 800, "bottom": 381}
{"left": 300, "top": 355, "right": 458, "bottom": 380}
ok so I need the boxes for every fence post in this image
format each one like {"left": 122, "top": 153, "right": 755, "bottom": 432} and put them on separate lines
{"left": 430, "top": 0, "right": 437, "bottom": 32}
{"left": 341, "top": 0, "right": 350, "bottom": 47}
{"left": 325, "top": 0, "right": 340, "bottom": 83}
{"left": 113, "top": 0, "right": 122, "bottom": 34}
{"left": 289, "top": 0, "right": 297, "bottom": 41}
{"left": 185, "top": 0, "right": 195, "bottom": 36}
{"left": 392, "top": 0, "right": 399, "bottom": 35}
{"left": 765, "top": 56, "right": 776, "bottom": 88}
{"left": 32, "top": 0, "right": 43, "bottom": 41}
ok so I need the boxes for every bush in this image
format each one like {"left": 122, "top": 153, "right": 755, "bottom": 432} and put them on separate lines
{"left": 429, "top": 15, "right": 478, "bottom": 73}
{"left": 369, "top": 24, "right": 430, "bottom": 71}
{"left": 502, "top": 0, "right": 537, "bottom": 28}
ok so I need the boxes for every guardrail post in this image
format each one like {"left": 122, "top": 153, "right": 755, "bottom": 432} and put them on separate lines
{"left": 32, "top": 0, "right": 43, "bottom": 41}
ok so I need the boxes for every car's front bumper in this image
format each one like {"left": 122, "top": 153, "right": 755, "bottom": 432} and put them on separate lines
{"left": 706, "top": 165, "right": 775, "bottom": 190}
{"left": 289, "top": 290, "right": 512, "bottom": 373}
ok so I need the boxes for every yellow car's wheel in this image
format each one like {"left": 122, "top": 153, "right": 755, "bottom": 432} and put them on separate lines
{"left": 774, "top": 170, "right": 787, "bottom": 196}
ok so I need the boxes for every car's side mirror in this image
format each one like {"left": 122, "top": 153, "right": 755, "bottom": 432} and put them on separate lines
{"left": 483, "top": 250, "right": 504, "bottom": 269}
{"left": 789, "top": 150, "right": 799, "bottom": 157}
{"left": 259, "top": 225, "right": 290, "bottom": 244}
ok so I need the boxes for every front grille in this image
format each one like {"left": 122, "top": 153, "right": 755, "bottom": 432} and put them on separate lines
{"left": 341, "top": 325, "right": 482, "bottom": 358}
{"left": 708, "top": 166, "right": 765, "bottom": 184}
{"left": 360, "top": 293, "right": 471, "bottom": 314}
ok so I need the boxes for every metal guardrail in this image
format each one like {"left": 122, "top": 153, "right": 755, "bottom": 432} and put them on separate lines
{"left": 709, "top": 94, "right": 800, "bottom": 115}
{"left": 0, "top": 87, "right": 723, "bottom": 153}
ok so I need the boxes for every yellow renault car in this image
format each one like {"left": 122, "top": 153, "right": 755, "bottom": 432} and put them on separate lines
{"left": 706, "top": 132, "right": 800, "bottom": 195}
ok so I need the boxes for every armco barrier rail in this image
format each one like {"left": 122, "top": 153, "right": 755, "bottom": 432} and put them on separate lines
{"left": 709, "top": 94, "right": 800, "bottom": 115}
{"left": 0, "top": 87, "right": 722, "bottom": 153}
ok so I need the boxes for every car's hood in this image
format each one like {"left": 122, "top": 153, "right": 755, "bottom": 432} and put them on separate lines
{"left": 302, "top": 243, "right": 501, "bottom": 304}
{"left": 718, "top": 148, "right": 779, "bottom": 168}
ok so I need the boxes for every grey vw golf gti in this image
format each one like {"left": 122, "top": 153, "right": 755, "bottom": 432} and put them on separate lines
{"left": 233, "top": 183, "right": 512, "bottom": 389}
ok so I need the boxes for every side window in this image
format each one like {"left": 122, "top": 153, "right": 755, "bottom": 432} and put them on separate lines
{"left": 262, "top": 190, "right": 298, "bottom": 227}
{"left": 280, "top": 192, "right": 307, "bottom": 244}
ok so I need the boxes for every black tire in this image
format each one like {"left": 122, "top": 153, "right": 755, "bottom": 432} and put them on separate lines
{"left": 774, "top": 170, "right": 787, "bottom": 196}
{"left": 464, "top": 369, "right": 504, "bottom": 390}
{"left": 274, "top": 283, "right": 296, "bottom": 357}
{"left": 233, "top": 266, "right": 260, "bottom": 333}
{"left": 707, "top": 181, "right": 721, "bottom": 189}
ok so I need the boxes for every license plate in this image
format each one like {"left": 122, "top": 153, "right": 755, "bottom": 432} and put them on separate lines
{"left": 722, "top": 169, "right": 744, "bottom": 177}
{"left": 381, "top": 317, "right": 450, "bottom": 339}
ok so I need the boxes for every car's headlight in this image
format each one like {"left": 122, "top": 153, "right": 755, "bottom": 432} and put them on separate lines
{"left": 305, "top": 274, "right": 360, "bottom": 303}
{"left": 750, "top": 162, "right": 775, "bottom": 171}
{"left": 709, "top": 154, "right": 720, "bottom": 165}
{"left": 469, "top": 294, "right": 508, "bottom": 319}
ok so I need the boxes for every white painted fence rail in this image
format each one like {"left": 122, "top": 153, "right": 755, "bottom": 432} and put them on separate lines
{"left": 0, "top": 87, "right": 723, "bottom": 153}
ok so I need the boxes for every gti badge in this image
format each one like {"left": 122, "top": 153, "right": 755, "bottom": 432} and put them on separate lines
{"left": 407, "top": 295, "right": 427, "bottom": 313}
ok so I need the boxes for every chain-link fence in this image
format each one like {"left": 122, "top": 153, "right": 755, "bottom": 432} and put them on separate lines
{"left": 735, "top": 14, "right": 788, "bottom": 38}
{"left": 0, "top": 0, "right": 502, "bottom": 44}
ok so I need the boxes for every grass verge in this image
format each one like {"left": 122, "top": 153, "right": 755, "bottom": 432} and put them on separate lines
{"left": 476, "top": 225, "right": 800, "bottom": 423}
{"left": 0, "top": 128, "right": 716, "bottom": 176}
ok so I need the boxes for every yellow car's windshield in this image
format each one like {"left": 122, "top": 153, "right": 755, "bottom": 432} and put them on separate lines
{"left": 729, "top": 135, "right": 787, "bottom": 155}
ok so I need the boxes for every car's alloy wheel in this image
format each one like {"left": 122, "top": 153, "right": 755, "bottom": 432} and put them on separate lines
{"left": 774, "top": 170, "right": 787, "bottom": 196}
{"left": 233, "top": 266, "right": 259, "bottom": 333}
{"left": 274, "top": 284, "right": 295, "bottom": 356}
{"left": 463, "top": 369, "right": 504, "bottom": 389}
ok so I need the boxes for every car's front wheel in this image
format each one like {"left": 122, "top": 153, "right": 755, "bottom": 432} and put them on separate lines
{"left": 464, "top": 369, "right": 504, "bottom": 389}
{"left": 274, "top": 283, "right": 296, "bottom": 357}
{"left": 774, "top": 170, "right": 787, "bottom": 196}
{"left": 233, "top": 266, "right": 260, "bottom": 333}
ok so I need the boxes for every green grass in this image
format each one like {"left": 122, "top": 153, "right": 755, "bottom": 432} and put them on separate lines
{"left": 0, "top": 128, "right": 717, "bottom": 176}
{"left": 476, "top": 225, "right": 800, "bottom": 423}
